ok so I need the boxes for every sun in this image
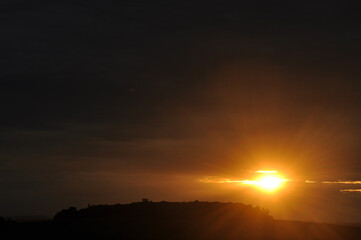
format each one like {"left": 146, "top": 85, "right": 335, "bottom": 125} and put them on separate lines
{"left": 197, "top": 170, "right": 288, "bottom": 193}
{"left": 254, "top": 172, "right": 287, "bottom": 193}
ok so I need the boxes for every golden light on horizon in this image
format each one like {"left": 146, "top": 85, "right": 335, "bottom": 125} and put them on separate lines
{"left": 254, "top": 174, "right": 287, "bottom": 193}
{"left": 251, "top": 170, "right": 287, "bottom": 193}
{"left": 239, "top": 170, "right": 288, "bottom": 193}
{"left": 198, "top": 170, "right": 288, "bottom": 193}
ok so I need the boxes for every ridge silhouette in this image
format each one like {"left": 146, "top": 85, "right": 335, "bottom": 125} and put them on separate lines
{"left": 1, "top": 201, "right": 361, "bottom": 239}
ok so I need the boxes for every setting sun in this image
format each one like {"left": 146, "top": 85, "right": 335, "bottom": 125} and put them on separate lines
{"left": 198, "top": 170, "right": 288, "bottom": 193}
{"left": 255, "top": 174, "right": 287, "bottom": 192}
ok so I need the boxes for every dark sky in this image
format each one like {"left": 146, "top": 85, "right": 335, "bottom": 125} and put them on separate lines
{"left": 1, "top": 0, "right": 361, "bottom": 222}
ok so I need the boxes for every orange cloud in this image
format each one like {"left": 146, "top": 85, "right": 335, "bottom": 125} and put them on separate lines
{"left": 322, "top": 181, "right": 361, "bottom": 184}
{"left": 340, "top": 189, "right": 361, "bottom": 192}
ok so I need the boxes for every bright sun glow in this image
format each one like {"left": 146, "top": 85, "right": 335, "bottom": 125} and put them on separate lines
{"left": 197, "top": 170, "right": 288, "bottom": 193}
{"left": 255, "top": 174, "right": 286, "bottom": 192}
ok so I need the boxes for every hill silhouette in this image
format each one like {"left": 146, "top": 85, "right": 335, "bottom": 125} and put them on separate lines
{"left": 1, "top": 201, "right": 361, "bottom": 239}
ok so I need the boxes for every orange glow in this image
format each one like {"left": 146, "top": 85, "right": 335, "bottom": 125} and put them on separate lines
{"left": 197, "top": 170, "right": 288, "bottom": 193}
{"left": 254, "top": 174, "right": 287, "bottom": 192}
{"left": 242, "top": 170, "right": 288, "bottom": 193}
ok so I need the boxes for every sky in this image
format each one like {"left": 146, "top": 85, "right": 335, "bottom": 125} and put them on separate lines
{"left": 1, "top": 0, "right": 361, "bottom": 222}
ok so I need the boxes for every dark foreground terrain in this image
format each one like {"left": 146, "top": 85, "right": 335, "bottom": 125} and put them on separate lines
{"left": 1, "top": 201, "right": 361, "bottom": 239}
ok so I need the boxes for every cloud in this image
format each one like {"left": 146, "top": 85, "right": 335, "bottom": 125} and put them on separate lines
{"left": 305, "top": 180, "right": 361, "bottom": 192}
{"left": 340, "top": 189, "right": 361, "bottom": 192}
{"left": 305, "top": 180, "right": 361, "bottom": 185}
{"left": 305, "top": 180, "right": 316, "bottom": 183}
{"left": 196, "top": 176, "right": 242, "bottom": 184}
{"left": 322, "top": 181, "right": 361, "bottom": 184}
{"left": 197, "top": 174, "right": 288, "bottom": 185}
